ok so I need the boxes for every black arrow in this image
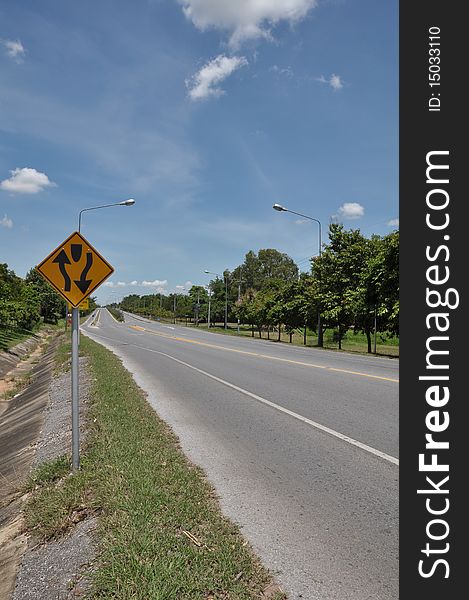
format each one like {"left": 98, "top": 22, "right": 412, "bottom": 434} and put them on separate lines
{"left": 74, "top": 252, "right": 93, "bottom": 294}
{"left": 71, "top": 244, "right": 82, "bottom": 262}
{"left": 52, "top": 249, "right": 71, "bottom": 291}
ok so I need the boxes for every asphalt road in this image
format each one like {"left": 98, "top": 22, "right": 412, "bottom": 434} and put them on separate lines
{"left": 82, "top": 309, "right": 399, "bottom": 600}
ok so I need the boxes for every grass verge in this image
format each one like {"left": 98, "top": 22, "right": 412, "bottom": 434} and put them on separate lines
{"left": 169, "top": 320, "right": 399, "bottom": 357}
{"left": 107, "top": 306, "right": 124, "bottom": 322}
{"left": 24, "top": 334, "right": 285, "bottom": 599}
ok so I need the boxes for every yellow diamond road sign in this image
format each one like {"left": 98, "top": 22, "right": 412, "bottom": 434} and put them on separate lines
{"left": 36, "top": 231, "right": 114, "bottom": 307}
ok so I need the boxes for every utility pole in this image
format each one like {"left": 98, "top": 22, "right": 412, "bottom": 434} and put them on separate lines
{"left": 224, "top": 274, "right": 228, "bottom": 329}
{"left": 237, "top": 272, "right": 242, "bottom": 334}
{"left": 195, "top": 288, "right": 200, "bottom": 326}
{"left": 374, "top": 305, "right": 377, "bottom": 354}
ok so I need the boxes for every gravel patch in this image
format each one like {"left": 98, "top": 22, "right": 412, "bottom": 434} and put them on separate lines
{"left": 12, "top": 354, "right": 97, "bottom": 600}
{"left": 12, "top": 517, "right": 98, "bottom": 600}
{"left": 33, "top": 356, "right": 91, "bottom": 467}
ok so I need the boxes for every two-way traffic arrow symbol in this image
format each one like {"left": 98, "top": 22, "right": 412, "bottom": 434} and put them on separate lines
{"left": 52, "top": 249, "right": 72, "bottom": 291}
{"left": 74, "top": 252, "right": 93, "bottom": 294}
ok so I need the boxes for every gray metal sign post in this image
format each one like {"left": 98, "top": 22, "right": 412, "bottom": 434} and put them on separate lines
{"left": 36, "top": 230, "right": 116, "bottom": 471}
{"left": 71, "top": 306, "right": 80, "bottom": 470}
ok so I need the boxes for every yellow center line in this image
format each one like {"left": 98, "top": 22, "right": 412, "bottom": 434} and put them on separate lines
{"left": 128, "top": 325, "right": 399, "bottom": 383}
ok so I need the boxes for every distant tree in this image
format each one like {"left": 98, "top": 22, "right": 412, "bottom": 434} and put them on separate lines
{"left": 234, "top": 288, "right": 260, "bottom": 336}
{"left": 281, "top": 277, "right": 318, "bottom": 342}
{"left": 188, "top": 285, "right": 208, "bottom": 324}
{"left": 233, "top": 249, "right": 298, "bottom": 293}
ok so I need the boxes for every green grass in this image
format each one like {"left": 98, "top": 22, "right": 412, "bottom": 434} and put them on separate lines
{"left": 0, "top": 318, "right": 67, "bottom": 352}
{"left": 54, "top": 339, "right": 71, "bottom": 373}
{"left": 0, "top": 326, "right": 35, "bottom": 351}
{"left": 24, "top": 455, "right": 73, "bottom": 491}
{"left": 177, "top": 321, "right": 399, "bottom": 357}
{"left": 321, "top": 329, "right": 399, "bottom": 357}
{"left": 24, "top": 335, "right": 285, "bottom": 599}
{"left": 107, "top": 306, "right": 124, "bottom": 322}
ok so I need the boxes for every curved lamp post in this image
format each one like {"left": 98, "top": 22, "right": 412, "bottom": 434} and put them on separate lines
{"left": 70, "top": 198, "right": 135, "bottom": 471}
{"left": 78, "top": 198, "right": 135, "bottom": 233}
{"left": 272, "top": 203, "right": 323, "bottom": 347}
{"left": 201, "top": 277, "right": 213, "bottom": 329}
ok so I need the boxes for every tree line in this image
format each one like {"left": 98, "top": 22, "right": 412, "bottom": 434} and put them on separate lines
{"left": 119, "top": 225, "right": 398, "bottom": 353}
{"left": 0, "top": 263, "right": 96, "bottom": 331}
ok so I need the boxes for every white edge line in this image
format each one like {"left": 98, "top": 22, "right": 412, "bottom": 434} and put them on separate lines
{"left": 103, "top": 333, "right": 399, "bottom": 467}
{"left": 81, "top": 326, "right": 399, "bottom": 467}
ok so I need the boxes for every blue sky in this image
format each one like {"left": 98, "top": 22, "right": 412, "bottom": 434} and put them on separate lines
{"left": 0, "top": 0, "right": 398, "bottom": 305}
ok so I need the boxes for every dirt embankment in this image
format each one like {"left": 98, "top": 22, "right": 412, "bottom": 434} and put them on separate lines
{"left": 0, "top": 334, "right": 95, "bottom": 600}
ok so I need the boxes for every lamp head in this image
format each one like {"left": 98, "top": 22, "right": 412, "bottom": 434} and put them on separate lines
{"left": 120, "top": 198, "right": 136, "bottom": 206}
{"left": 273, "top": 203, "right": 286, "bottom": 212}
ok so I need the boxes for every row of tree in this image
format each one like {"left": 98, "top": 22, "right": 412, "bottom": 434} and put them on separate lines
{"left": 0, "top": 263, "right": 97, "bottom": 331}
{"left": 118, "top": 225, "right": 399, "bottom": 353}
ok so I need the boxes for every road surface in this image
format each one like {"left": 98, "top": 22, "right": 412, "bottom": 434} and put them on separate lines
{"left": 82, "top": 309, "right": 399, "bottom": 600}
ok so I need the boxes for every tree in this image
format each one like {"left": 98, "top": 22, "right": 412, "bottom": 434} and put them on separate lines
{"left": 0, "top": 263, "right": 24, "bottom": 300}
{"left": 188, "top": 285, "right": 208, "bottom": 324}
{"left": 313, "top": 225, "right": 368, "bottom": 349}
{"left": 313, "top": 225, "right": 399, "bottom": 352}
{"left": 206, "top": 278, "right": 226, "bottom": 325}
{"left": 0, "top": 264, "right": 42, "bottom": 329}
{"left": 25, "top": 269, "right": 66, "bottom": 323}
{"left": 233, "top": 249, "right": 298, "bottom": 292}
{"left": 363, "top": 231, "right": 399, "bottom": 338}
{"left": 281, "top": 277, "right": 318, "bottom": 342}
{"left": 234, "top": 288, "right": 261, "bottom": 336}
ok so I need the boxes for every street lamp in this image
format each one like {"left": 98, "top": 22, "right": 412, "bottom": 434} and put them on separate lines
{"left": 69, "top": 198, "right": 135, "bottom": 471}
{"left": 201, "top": 276, "right": 214, "bottom": 329}
{"left": 272, "top": 203, "right": 323, "bottom": 347}
{"left": 205, "top": 269, "right": 228, "bottom": 329}
{"left": 78, "top": 198, "right": 135, "bottom": 233}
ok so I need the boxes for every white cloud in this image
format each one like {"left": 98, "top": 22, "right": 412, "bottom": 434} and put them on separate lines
{"left": 141, "top": 279, "right": 168, "bottom": 288}
{"left": 270, "top": 64, "right": 294, "bottom": 78}
{"left": 387, "top": 218, "right": 399, "bottom": 227}
{"left": 317, "top": 73, "right": 343, "bottom": 91}
{"left": 1, "top": 214, "right": 13, "bottom": 228}
{"left": 0, "top": 167, "right": 56, "bottom": 194}
{"left": 104, "top": 279, "right": 168, "bottom": 292}
{"left": 2, "top": 39, "right": 25, "bottom": 61}
{"left": 178, "top": 0, "right": 317, "bottom": 48}
{"left": 295, "top": 219, "right": 308, "bottom": 225}
{"left": 337, "top": 202, "right": 364, "bottom": 219}
{"left": 175, "top": 281, "right": 192, "bottom": 292}
{"left": 187, "top": 54, "right": 248, "bottom": 100}
{"left": 329, "top": 74, "right": 343, "bottom": 91}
